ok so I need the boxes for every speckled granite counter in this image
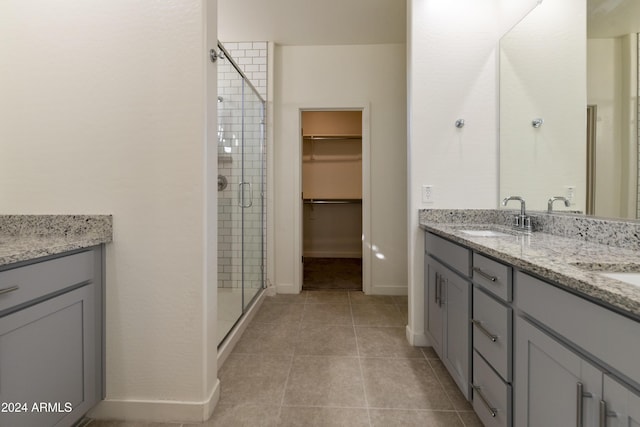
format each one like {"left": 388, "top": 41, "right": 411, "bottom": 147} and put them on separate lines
{"left": 419, "top": 209, "right": 640, "bottom": 320}
{"left": 0, "top": 215, "right": 112, "bottom": 267}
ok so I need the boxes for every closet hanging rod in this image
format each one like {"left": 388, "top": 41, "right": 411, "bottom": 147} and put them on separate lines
{"left": 303, "top": 135, "right": 362, "bottom": 140}
{"left": 303, "top": 199, "right": 362, "bottom": 205}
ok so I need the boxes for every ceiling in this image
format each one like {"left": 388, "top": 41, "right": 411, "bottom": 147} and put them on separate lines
{"left": 588, "top": 0, "right": 640, "bottom": 38}
{"left": 218, "top": 0, "right": 406, "bottom": 45}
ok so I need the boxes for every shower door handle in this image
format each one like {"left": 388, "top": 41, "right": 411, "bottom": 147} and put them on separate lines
{"left": 238, "top": 182, "right": 253, "bottom": 208}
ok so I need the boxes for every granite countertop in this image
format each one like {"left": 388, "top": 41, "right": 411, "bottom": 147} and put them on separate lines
{"left": 0, "top": 215, "right": 112, "bottom": 267}
{"left": 420, "top": 214, "right": 640, "bottom": 320}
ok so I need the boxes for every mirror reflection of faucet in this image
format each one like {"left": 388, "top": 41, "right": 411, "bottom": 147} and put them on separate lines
{"left": 502, "top": 196, "right": 532, "bottom": 232}
{"left": 547, "top": 196, "right": 570, "bottom": 213}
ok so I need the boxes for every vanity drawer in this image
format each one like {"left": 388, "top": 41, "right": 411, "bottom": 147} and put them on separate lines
{"left": 473, "top": 253, "right": 512, "bottom": 302}
{"left": 516, "top": 271, "right": 640, "bottom": 387}
{"left": 425, "top": 232, "right": 471, "bottom": 277}
{"left": 473, "top": 286, "right": 512, "bottom": 381}
{"left": 472, "top": 350, "right": 512, "bottom": 427}
{"left": 0, "top": 251, "right": 94, "bottom": 315}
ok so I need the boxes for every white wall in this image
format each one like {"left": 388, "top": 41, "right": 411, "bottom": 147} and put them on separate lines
{"left": 0, "top": 0, "right": 219, "bottom": 422}
{"left": 406, "top": 0, "right": 540, "bottom": 345}
{"left": 274, "top": 43, "right": 407, "bottom": 295}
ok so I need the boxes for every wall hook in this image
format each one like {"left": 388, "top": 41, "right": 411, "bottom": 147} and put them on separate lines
{"left": 455, "top": 119, "right": 465, "bottom": 128}
{"left": 531, "top": 118, "right": 544, "bottom": 128}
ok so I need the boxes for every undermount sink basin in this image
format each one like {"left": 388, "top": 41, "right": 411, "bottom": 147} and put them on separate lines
{"left": 598, "top": 272, "right": 640, "bottom": 288}
{"left": 570, "top": 262, "right": 640, "bottom": 288}
{"left": 459, "top": 229, "right": 513, "bottom": 238}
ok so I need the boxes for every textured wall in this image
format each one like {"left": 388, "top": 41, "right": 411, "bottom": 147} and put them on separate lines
{"left": 0, "top": 0, "right": 219, "bottom": 421}
{"left": 406, "top": 0, "right": 542, "bottom": 345}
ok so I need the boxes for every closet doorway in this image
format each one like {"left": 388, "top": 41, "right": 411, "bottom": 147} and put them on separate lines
{"left": 301, "top": 110, "right": 363, "bottom": 291}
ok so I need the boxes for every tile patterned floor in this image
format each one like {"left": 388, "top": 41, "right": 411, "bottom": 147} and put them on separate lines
{"left": 89, "top": 291, "right": 483, "bottom": 427}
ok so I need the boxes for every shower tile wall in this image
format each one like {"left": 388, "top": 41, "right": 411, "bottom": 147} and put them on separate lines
{"left": 218, "top": 42, "right": 267, "bottom": 290}
{"left": 221, "top": 42, "right": 267, "bottom": 99}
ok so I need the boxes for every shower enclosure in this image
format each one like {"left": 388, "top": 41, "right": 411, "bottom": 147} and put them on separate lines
{"left": 217, "top": 42, "right": 266, "bottom": 345}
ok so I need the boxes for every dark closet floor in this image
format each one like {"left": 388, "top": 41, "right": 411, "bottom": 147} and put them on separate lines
{"left": 303, "top": 257, "right": 362, "bottom": 290}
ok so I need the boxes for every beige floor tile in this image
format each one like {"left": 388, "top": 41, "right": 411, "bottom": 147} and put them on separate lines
{"left": 263, "top": 292, "right": 308, "bottom": 304}
{"left": 232, "top": 322, "right": 298, "bottom": 355}
{"left": 351, "top": 304, "right": 404, "bottom": 326}
{"left": 278, "top": 406, "right": 370, "bottom": 427}
{"left": 183, "top": 404, "right": 280, "bottom": 427}
{"left": 361, "top": 358, "right": 453, "bottom": 410}
{"left": 458, "top": 410, "right": 484, "bottom": 427}
{"left": 369, "top": 409, "right": 464, "bottom": 427}
{"left": 355, "top": 326, "right": 424, "bottom": 358}
{"left": 392, "top": 295, "right": 409, "bottom": 306}
{"left": 396, "top": 301, "right": 408, "bottom": 324}
{"left": 422, "top": 347, "right": 439, "bottom": 359}
{"left": 283, "top": 356, "right": 366, "bottom": 407}
{"left": 428, "top": 358, "right": 473, "bottom": 411}
{"left": 305, "top": 290, "right": 351, "bottom": 304}
{"left": 252, "top": 302, "right": 304, "bottom": 324}
{"left": 302, "top": 303, "right": 353, "bottom": 325}
{"left": 295, "top": 324, "right": 358, "bottom": 356}
{"left": 218, "top": 354, "right": 292, "bottom": 406}
{"left": 88, "top": 422, "right": 180, "bottom": 427}
{"left": 348, "top": 291, "right": 396, "bottom": 305}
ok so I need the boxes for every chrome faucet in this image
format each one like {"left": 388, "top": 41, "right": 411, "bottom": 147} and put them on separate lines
{"left": 547, "top": 196, "right": 570, "bottom": 213}
{"left": 502, "top": 196, "right": 532, "bottom": 231}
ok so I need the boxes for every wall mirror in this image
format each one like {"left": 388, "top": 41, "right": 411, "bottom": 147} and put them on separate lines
{"left": 499, "top": 0, "right": 639, "bottom": 220}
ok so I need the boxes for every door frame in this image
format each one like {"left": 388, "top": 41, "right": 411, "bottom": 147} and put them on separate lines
{"left": 294, "top": 104, "right": 372, "bottom": 294}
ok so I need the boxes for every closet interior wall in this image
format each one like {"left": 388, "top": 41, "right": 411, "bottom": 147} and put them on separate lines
{"left": 302, "top": 111, "right": 363, "bottom": 261}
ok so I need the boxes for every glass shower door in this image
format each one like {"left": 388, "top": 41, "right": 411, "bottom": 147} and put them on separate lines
{"left": 241, "top": 80, "right": 265, "bottom": 310}
{"left": 217, "top": 49, "right": 244, "bottom": 344}
{"left": 217, "top": 42, "right": 266, "bottom": 345}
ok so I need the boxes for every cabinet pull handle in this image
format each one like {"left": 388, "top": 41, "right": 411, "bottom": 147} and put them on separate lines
{"left": 472, "top": 384, "right": 497, "bottom": 418}
{"left": 439, "top": 277, "right": 446, "bottom": 307}
{"left": 435, "top": 272, "right": 440, "bottom": 305}
{"left": 471, "top": 319, "right": 498, "bottom": 342}
{"left": 0, "top": 285, "right": 19, "bottom": 296}
{"left": 577, "top": 382, "right": 593, "bottom": 427}
{"left": 599, "top": 400, "right": 617, "bottom": 427}
{"left": 473, "top": 267, "right": 497, "bottom": 282}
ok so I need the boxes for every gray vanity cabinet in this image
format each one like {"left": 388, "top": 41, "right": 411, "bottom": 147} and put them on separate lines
{"left": 515, "top": 316, "right": 602, "bottom": 427}
{"left": 0, "top": 248, "right": 103, "bottom": 427}
{"left": 424, "top": 232, "right": 471, "bottom": 399}
{"left": 602, "top": 374, "right": 640, "bottom": 426}
{"left": 515, "top": 271, "right": 640, "bottom": 427}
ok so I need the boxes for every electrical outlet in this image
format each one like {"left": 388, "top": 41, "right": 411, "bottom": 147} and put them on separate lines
{"left": 422, "top": 185, "right": 434, "bottom": 204}
{"left": 565, "top": 185, "right": 575, "bottom": 204}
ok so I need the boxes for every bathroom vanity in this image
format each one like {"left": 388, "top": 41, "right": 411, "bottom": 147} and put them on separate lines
{"left": 0, "top": 216, "right": 112, "bottom": 427}
{"left": 421, "top": 210, "right": 640, "bottom": 427}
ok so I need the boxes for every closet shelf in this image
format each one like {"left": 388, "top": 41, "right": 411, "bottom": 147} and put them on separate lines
{"left": 303, "top": 199, "right": 362, "bottom": 205}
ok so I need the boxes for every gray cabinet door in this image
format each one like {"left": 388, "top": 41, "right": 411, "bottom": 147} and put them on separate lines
{"left": 0, "top": 284, "right": 96, "bottom": 427}
{"left": 442, "top": 267, "right": 470, "bottom": 398}
{"left": 425, "top": 255, "right": 444, "bottom": 355}
{"left": 602, "top": 374, "right": 640, "bottom": 427}
{"left": 515, "top": 317, "right": 601, "bottom": 427}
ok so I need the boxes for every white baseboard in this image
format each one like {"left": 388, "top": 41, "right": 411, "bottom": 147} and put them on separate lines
{"left": 276, "top": 282, "right": 298, "bottom": 294}
{"left": 406, "top": 325, "right": 430, "bottom": 347}
{"left": 88, "top": 379, "right": 220, "bottom": 423}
